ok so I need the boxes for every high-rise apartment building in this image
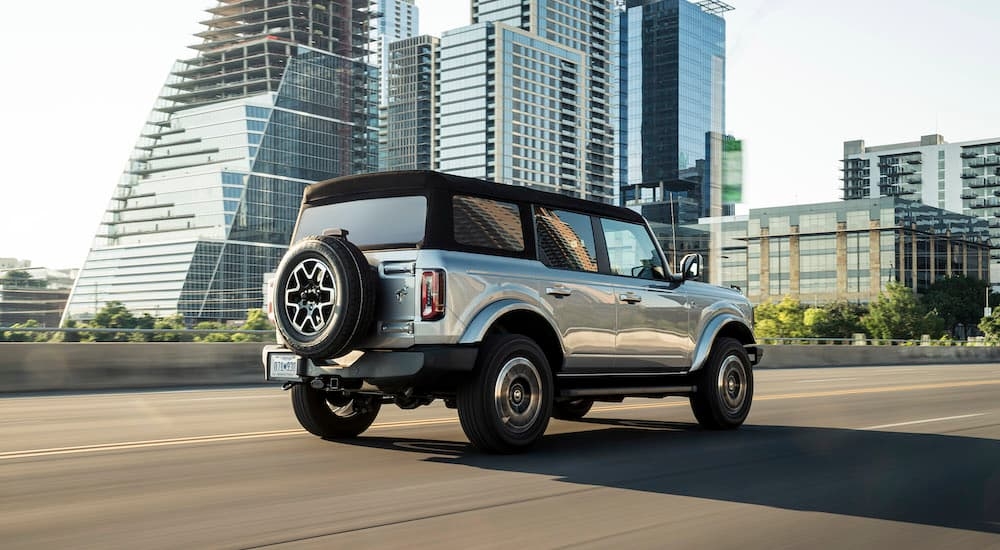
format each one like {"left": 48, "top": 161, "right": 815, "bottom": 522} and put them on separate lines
{"left": 371, "top": 0, "right": 419, "bottom": 169}
{"left": 841, "top": 134, "right": 1000, "bottom": 281}
{"left": 386, "top": 35, "right": 438, "bottom": 170}
{"left": 620, "top": 0, "right": 730, "bottom": 224}
{"left": 435, "top": 0, "right": 617, "bottom": 204}
{"left": 63, "top": 0, "right": 377, "bottom": 323}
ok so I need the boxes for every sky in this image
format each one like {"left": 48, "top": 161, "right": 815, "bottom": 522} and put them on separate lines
{"left": 1, "top": 0, "right": 998, "bottom": 270}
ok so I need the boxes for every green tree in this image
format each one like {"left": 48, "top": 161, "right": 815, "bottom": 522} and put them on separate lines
{"left": 231, "top": 309, "right": 273, "bottom": 342}
{"left": 0, "top": 269, "right": 46, "bottom": 288}
{"left": 979, "top": 308, "right": 1000, "bottom": 344}
{"left": 862, "top": 282, "right": 943, "bottom": 340}
{"left": 152, "top": 314, "right": 193, "bottom": 342}
{"left": 89, "top": 301, "right": 141, "bottom": 341}
{"left": 193, "top": 321, "right": 232, "bottom": 342}
{"left": 3, "top": 319, "right": 47, "bottom": 342}
{"left": 922, "top": 275, "right": 991, "bottom": 336}
{"left": 753, "top": 297, "right": 811, "bottom": 339}
{"left": 804, "top": 301, "right": 867, "bottom": 339}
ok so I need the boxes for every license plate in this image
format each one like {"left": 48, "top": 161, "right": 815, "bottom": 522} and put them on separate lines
{"left": 268, "top": 353, "right": 299, "bottom": 380}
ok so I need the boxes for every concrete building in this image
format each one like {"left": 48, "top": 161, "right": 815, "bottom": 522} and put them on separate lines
{"left": 435, "top": 0, "right": 617, "bottom": 203}
{"left": 0, "top": 267, "right": 77, "bottom": 327}
{"left": 64, "top": 0, "right": 378, "bottom": 323}
{"left": 841, "top": 134, "right": 1000, "bottom": 281}
{"left": 620, "top": 0, "right": 732, "bottom": 224}
{"left": 386, "top": 35, "right": 438, "bottom": 170}
{"left": 688, "top": 198, "right": 991, "bottom": 305}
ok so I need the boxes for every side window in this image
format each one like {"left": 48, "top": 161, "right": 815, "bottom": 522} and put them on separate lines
{"left": 601, "top": 218, "right": 663, "bottom": 279}
{"left": 453, "top": 195, "right": 525, "bottom": 252}
{"left": 534, "top": 206, "right": 599, "bottom": 272}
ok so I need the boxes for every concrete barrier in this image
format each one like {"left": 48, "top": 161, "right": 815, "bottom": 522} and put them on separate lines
{"left": 758, "top": 344, "right": 1000, "bottom": 368}
{"left": 2, "top": 342, "right": 999, "bottom": 393}
{"left": 0, "top": 343, "right": 267, "bottom": 393}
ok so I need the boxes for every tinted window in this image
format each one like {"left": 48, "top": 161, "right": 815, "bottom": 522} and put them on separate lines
{"left": 601, "top": 218, "right": 662, "bottom": 279}
{"left": 453, "top": 195, "right": 525, "bottom": 252}
{"left": 534, "top": 207, "right": 598, "bottom": 272}
{"left": 293, "top": 196, "right": 426, "bottom": 248}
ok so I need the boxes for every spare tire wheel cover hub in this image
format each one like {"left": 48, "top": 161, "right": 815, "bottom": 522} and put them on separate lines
{"left": 286, "top": 258, "right": 338, "bottom": 335}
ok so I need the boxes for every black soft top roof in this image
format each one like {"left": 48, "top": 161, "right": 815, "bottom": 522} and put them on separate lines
{"left": 302, "top": 170, "right": 645, "bottom": 224}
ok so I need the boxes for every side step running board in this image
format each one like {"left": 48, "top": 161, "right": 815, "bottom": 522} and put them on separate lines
{"left": 559, "top": 386, "right": 695, "bottom": 398}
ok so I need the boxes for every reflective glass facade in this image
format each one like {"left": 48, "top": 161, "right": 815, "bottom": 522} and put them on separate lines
{"left": 621, "top": 0, "right": 727, "bottom": 223}
{"left": 386, "top": 36, "right": 438, "bottom": 170}
{"left": 64, "top": 1, "right": 377, "bottom": 323}
{"left": 689, "top": 198, "right": 991, "bottom": 305}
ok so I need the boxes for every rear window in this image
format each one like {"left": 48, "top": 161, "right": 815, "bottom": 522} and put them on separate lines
{"left": 452, "top": 195, "right": 525, "bottom": 252}
{"left": 293, "top": 195, "right": 427, "bottom": 248}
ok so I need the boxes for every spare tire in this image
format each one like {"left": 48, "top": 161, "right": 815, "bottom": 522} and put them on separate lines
{"left": 272, "top": 235, "right": 376, "bottom": 359}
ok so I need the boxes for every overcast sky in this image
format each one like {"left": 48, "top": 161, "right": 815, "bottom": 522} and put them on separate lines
{"left": 1, "top": 0, "right": 998, "bottom": 269}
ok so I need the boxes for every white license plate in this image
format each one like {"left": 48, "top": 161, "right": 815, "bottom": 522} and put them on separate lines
{"left": 268, "top": 354, "right": 299, "bottom": 380}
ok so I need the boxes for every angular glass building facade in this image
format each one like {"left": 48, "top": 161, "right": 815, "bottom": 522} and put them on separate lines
{"left": 620, "top": 0, "right": 729, "bottom": 223}
{"left": 436, "top": 0, "right": 618, "bottom": 204}
{"left": 63, "top": 1, "right": 377, "bottom": 323}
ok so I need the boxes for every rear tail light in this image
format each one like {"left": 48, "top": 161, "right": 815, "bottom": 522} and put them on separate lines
{"left": 420, "top": 269, "right": 446, "bottom": 321}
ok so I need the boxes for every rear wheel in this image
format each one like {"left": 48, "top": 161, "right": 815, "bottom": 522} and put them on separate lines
{"left": 291, "top": 385, "right": 381, "bottom": 439}
{"left": 690, "top": 337, "right": 753, "bottom": 430}
{"left": 552, "top": 399, "right": 594, "bottom": 421}
{"left": 457, "top": 334, "right": 553, "bottom": 453}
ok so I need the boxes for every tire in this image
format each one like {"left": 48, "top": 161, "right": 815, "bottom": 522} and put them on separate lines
{"left": 273, "top": 235, "right": 376, "bottom": 359}
{"left": 457, "top": 334, "right": 553, "bottom": 453}
{"left": 291, "top": 385, "right": 381, "bottom": 439}
{"left": 690, "top": 337, "right": 753, "bottom": 430}
{"left": 552, "top": 399, "right": 594, "bottom": 421}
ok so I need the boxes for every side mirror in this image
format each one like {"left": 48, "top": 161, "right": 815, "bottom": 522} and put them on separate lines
{"left": 679, "top": 253, "right": 702, "bottom": 281}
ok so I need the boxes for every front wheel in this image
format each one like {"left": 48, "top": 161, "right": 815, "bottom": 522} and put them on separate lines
{"left": 457, "top": 334, "right": 553, "bottom": 453}
{"left": 689, "top": 337, "right": 753, "bottom": 429}
{"left": 291, "top": 385, "right": 381, "bottom": 439}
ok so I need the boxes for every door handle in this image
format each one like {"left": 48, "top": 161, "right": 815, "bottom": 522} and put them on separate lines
{"left": 619, "top": 292, "right": 642, "bottom": 304}
{"left": 546, "top": 286, "right": 573, "bottom": 297}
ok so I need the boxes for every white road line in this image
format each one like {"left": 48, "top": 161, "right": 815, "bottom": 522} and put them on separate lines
{"left": 862, "top": 413, "right": 986, "bottom": 431}
{"left": 795, "top": 377, "right": 858, "bottom": 383}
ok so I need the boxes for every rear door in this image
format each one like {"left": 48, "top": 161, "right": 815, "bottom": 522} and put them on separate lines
{"left": 533, "top": 206, "right": 617, "bottom": 370}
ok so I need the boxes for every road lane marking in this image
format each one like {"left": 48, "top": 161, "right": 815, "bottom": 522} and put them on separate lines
{"left": 0, "top": 418, "right": 458, "bottom": 461}
{"left": 795, "top": 377, "right": 858, "bottom": 383}
{"left": 862, "top": 413, "right": 986, "bottom": 431}
{"left": 4, "top": 378, "right": 999, "bottom": 460}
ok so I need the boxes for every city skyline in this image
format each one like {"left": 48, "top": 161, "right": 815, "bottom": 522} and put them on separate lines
{"left": 3, "top": 0, "right": 1000, "bottom": 270}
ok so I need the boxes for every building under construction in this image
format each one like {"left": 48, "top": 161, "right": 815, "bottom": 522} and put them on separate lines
{"left": 64, "top": 0, "right": 378, "bottom": 323}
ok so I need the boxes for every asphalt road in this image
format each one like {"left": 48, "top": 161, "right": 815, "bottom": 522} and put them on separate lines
{"left": 2, "top": 364, "right": 999, "bottom": 549}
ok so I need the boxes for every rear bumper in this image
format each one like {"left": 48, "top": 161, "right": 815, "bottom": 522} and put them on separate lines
{"left": 262, "top": 345, "right": 478, "bottom": 385}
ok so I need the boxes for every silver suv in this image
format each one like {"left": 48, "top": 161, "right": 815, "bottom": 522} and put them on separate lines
{"left": 263, "top": 171, "right": 760, "bottom": 453}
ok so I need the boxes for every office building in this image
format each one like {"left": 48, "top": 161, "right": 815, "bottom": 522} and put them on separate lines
{"left": 1, "top": 266, "right": 76, "bottom": 327}
{"left": 842, "top": 134, "right": 1000, "bottom": 281}
{"left": 386, "top": 35, "right": 438, "bottom": 170}
{"left": 620, "top": 0, "right": 731, "bottom": 224}
{"left": 435, "top": 0, "right": 617, "bottom": 203}
{"left": 63, "top": 0, "right": 377, "bottom": 323}
{"left": 371, "top": 0, "right": 419, "bottom": 169}
{"left": 689, "top": 198, "right": 991, "bottom": 305}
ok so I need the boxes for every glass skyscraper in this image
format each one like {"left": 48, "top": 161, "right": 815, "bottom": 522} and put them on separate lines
{"left": 620, "top": 0, "right": 729, "bottom": 223}
{"left": 63, "top": 1, "right": 377, "bottom": 323}
{"left": 386, "top": 35, "right": 438, "bottom": 170}
{"left": 371, "top": 0, "right": 419, "bottom": 170}
{"left": 435, "top": 0, "right": 618, "bottom": 204}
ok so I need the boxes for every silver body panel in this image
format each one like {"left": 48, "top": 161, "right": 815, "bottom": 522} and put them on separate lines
{"left": 354, "top": 248, "right": 753, "bottom": 374}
